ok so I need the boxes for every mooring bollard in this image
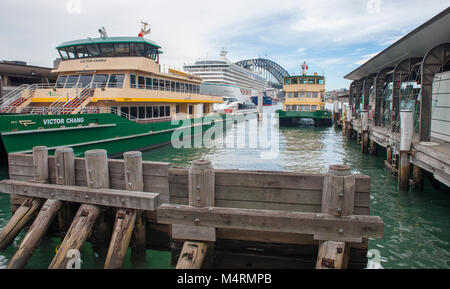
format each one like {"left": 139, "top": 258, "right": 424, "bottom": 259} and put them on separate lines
{"left": 399, "top": 110, "right": 413, "bottom": 190}
{"left": 55, "top": 148, "right": 76, "bottom": 234}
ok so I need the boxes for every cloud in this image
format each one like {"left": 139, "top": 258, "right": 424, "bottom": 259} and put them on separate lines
{"left": 0, "top": 0, "right": 448, "bottom": 91}
{"left": 354, "top": 52, "right": 380, "bottom": 65}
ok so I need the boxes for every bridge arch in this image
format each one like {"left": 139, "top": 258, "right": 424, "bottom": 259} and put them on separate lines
{"left": 235, "top": 58, "right": 290, "bottom": 85}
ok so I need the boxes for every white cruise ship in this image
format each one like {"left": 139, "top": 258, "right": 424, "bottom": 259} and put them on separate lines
{"left": 183, "top": 50, "right": 269, "bottom": 103}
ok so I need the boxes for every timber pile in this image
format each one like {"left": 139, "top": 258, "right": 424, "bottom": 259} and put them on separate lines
{"left": 0, "top": 147, "right": 383, "bottom": 269}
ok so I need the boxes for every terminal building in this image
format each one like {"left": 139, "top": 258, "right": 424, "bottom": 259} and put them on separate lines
{"left": 0, "top": 60, "right": 57, "bottom": 100}
{"left": 339, "top": 7, "right": 450, "bottom": 190}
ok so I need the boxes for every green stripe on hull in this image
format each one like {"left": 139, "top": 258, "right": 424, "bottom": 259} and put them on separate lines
{"left": 276, "top": 110, "right": 333, "bottom": 127}
{"left": 0, "top": 113, "right": 245, "bottom": 156}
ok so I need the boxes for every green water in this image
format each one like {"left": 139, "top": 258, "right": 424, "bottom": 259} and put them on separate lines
{"left": 1, "top": 106, "right": 449, "bottom": 269}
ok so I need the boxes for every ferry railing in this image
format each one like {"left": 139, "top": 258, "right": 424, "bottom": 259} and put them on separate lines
{"left": 49, "top": 83, "right": 82, "bottom": 112}
{"left": 0, "top": 84, "right": 39, "bottom": 113}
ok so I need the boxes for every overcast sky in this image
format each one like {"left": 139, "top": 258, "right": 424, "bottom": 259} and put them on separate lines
{"left": 0, "top": 0, "right": 449, "bottom": 90}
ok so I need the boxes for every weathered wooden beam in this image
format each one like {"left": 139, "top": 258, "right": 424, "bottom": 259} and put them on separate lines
{"left": 0, "top": 146, "right": 48, "bottom": 250}
{"left": 55, "top": 148, "right": 76, "bottom": 234}
{"left": 104, "top": 209, "right": 136, "bottom": 269}
{"left": 7, "top": 199, "right": 63, "bottom": 269}
{"left": 176, "top": 241, "right": 209, "bottom": 269}
{"left": 48, "top": 203, "right": 101, "bottom": 269}
{"left": 158, "top": 204, "right": 383, "bottom": 241}
{"left": 105, "top": 151, "right": 144, "bottom": 269}
{"left": 49, "top": 149, "right": 108, "bottom": 269}
{"left": 0, "top": 198, "right": 42, "bottom": 250}
{"left": 0, "top": 180, "right": 159, "bottom": 211}
{"left": 315, "top": 241, "right": 346, "bottom": 269}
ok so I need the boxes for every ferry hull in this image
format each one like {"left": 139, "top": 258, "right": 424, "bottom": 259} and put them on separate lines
{"left": 277, "top": 110, "right": 333, "bottom": 127}
{"left": 0, "top": 113, "right": 253, "bottom": 157}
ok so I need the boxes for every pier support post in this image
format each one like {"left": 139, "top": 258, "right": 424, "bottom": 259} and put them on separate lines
{"left": 361, "top": 110, "right": 369, "bottom": 154}
{"left": 55, "top": 148, "right": 76, "bottom": 234}
{"left": 49, "top": 149, "right": 108, "bottom": 269}
{"left": 175, "top": 160, "right": 215, "bottom": 269}
{"left": 258, "top": 92, "right": 263, "bottom": 121}
{"left": 412, "top": 166, "right": 424, "bottom": 192}
{"left": 104, "top": 151, "right": 144, "bottom": 269}
{"left": 398, "top": 110, "right": 413, "bottom": 191}
{"left": 0, "top": 146, "right": 47, "bottom": 250}
{"left": 315, "top": 165, "right": 355, "bottom": 269}
{"left": 6, "top": 148, "right": 74, "bottom": 269}
{"left": 369, "top": 139, "right": 377, "bottom": 156}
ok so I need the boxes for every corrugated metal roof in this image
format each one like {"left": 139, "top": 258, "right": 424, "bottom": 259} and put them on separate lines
{"left": 345, "top": 7, "right": 450, "bottom": 80}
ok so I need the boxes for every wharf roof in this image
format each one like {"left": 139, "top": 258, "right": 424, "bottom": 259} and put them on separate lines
{"left": 345, "top": 7, "right": 450, "bottom": 80}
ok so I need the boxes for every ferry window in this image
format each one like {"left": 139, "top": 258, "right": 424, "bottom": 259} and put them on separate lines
{"left": 176, "top": 105, "right": 180, "bottom": 113}
{"left": 308, "top": 78, "right": 315, "bottom": 84}
{"left": 165, "top": 106, "right": 170, "bottom": 116}
{"left": 284, "top": 79, "right": 290, "bottom": 85}
{"left": 287, "top": 92, "right": 292, "bottom": 98}
{"left": 153, "top": 78, "right": 159, "bottom": 90}
{"left": 58, "top": 49, "right": 69, "bottom": 60}
{"left": 121, "top": 107, "right": 129, "bottom": 116}
{"left": 76, "top": 45, "right": 88, "bottom": 58}
{"left": 294, "top": 92, "right": 298, "bottom": 98}
{"left": 188, "top": 84, "right": 193, "bottom": 93}
{"left": 171, "top": 81, "right": 175, "bottom": 91}
{"left": 79, "top": 74, "right": 93, "bottom": 88}
{"left": 110, "top": 106, "right": 117, "bottom": 114}
{"left": 130, "top": 107, "right": 137, "bottom": 118}
{"left": 300, "top": 92, "right": 305, "bottom": 98}
{"left": 138, "top": 76, "right": 145, "bottom": 89}
{"left": 86, "top": 44, "right": 101, "bottom": 57}
{"left": 159, "top": 79, "right": 164, "bottom": 90}
{"left": 146, "top": 78, "right": 152, "bottom": 90}
{"left": 108, "top": 74, "right": 125, "bottom": 88}
{"left": 146, "top": 106, "right": 153, "bottom": 118}
{"left": 176, "top": 82, "right": 180, "bottom": 91}
{"left": 100, "top": 44, "right": 115, "bottom": 57}
{"left": 115, "top": 43, "right": 130, "bottom": 57}
{"left": 130, "top": 43, "right": 146, "bottom": 57}
{"left": 165, "top": 81, "right": 170, "bottom": 91}
{"left": 313, "top": 92, "right": 318, "bottom": 98}
{"left": 130, "top": 74, "right": 136, "bottom": 88}
{"left": 300, "top": 78, "right": 307, "bottom": 84}
{"left": 56, "top": 75, "right": 67, "bottom": 88}
{"left": 285, "top": 105, "right": 291, "bottom": 111}
{"left": 180, "top": 83, "right": 185, "bottom": 92}
{"left": 188, "top": 105, "right": 193, "bottom": 115}
{"left": 306, "top": 92, "right": 312, "bottom": 98}
{"left": 92, "top": 74, "right": 109, "bottom": 88}
{"left": 65, "top": 75, "right": 79, "bottom": 88}
{"left": 292, "top": 105, "right": 297, "bottom": 111}
{"left": 159, "top": 106, "right": 165, "bottom": 117}
{"left": 291, "top": 78, "right": 298, "bottom": 84}
{"left": 318, "top": 79, "right": 324, "bottom": 85}
{"left": 138, "top": 107, "right": 145, "bottom": 119}
{"left": 64, "top": 46, "right": 77, "bottom": 59}
{"left": 311, "top": 105, "right": 317, "bottom": 111}
{"left": 153, "top": 106, "right": 159, "bottom": 117}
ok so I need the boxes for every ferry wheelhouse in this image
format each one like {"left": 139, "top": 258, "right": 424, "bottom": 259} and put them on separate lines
{"left": 0, "top": 29, "right": 235, "bottom": 156}
{"left": 277, "top": 63, "right": 332, "bottom": 126}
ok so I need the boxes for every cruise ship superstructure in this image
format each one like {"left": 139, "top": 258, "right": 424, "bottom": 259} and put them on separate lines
{"left": 183, "top": 50, "right": 269, "bottom": 102}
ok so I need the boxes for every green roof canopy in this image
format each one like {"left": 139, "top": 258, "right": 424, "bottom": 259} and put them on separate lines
{"left": 57, "top": 36, "right": 161, "bottom": 49}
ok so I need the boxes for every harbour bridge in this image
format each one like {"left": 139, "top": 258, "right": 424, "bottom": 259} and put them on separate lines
{"left": 235, "top": 58, "right": 290, "bottom": 89}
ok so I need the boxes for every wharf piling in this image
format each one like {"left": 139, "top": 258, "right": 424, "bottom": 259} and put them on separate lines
{"left": 0, "top": 146, "right": 383, "bottom": 269}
